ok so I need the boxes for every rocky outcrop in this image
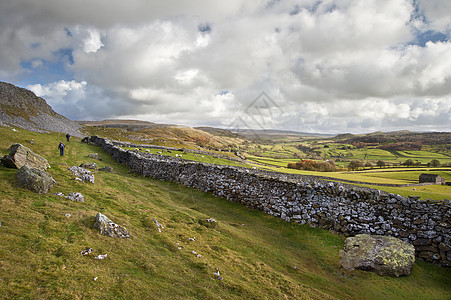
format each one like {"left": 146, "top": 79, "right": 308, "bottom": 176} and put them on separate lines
{"left": 99, "top": 166, "right": 113, "bottom": 172}
{"left": 88, "top": 135, "right": 451, "bottom": 267}
{"left": 87, "top": 153, "right": 100, "bottom": 160}
{"left": 16, "top": 165, "right": 56, "bottom": 194}
{"left": 339, "top": 234, "right": 415, "bottom": 276}
{"left": 0, "top": 81, "right": 82, "bottom": 137}
{"left": 53, "top": 192, "right": 85, "bottom": 202}
{"left": 1, "top": 143, "right": 50, "bottom": 170}
{"left": 67, "top": 192, "right": 84, "bottom": 202}
{"left": 93, "top": 213, "right": 130, "bottom": 238}
{"left": 68, "top": 166, "right": 94, "bottom": 183}
{"left": 80, "top": 162, "right": 97, "bottom": 170}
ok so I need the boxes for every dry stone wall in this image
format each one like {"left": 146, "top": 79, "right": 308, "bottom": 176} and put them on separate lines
{"left": 89, "top": 136, "right": 451, "bottom": 267}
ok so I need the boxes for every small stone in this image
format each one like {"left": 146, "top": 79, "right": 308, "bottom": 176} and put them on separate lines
{"left": 152, "top": 219, "right": 164, "bottom": 232}
{"left": 81, "top": 248, "right": 93, "bottom": 256}
{"left": 214, "top": 268, "right": 223, "bottom": 280}
{"left": 65, "top": 214, "right": 71, "bottom": 218}
{"left": 199, "top": 217, "right": 218, "bottom": 228}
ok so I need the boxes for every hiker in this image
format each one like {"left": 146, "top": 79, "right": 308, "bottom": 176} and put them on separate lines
{"left": 58, "top": 141, "right": 65, "bottom": 156}
{"left": 66, "top": 133, "right": 70, "bottom": 142}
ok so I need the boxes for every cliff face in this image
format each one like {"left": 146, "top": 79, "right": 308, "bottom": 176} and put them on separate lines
{"left": 0, "top": 81, "right": 82, "bottom": 137}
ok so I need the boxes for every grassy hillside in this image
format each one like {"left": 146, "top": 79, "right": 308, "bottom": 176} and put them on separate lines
{"left": 0, "top": 125, "right": 450, "bottom": 299}
{"left": 80, "top": 120, "right": 246, "bottom": 151}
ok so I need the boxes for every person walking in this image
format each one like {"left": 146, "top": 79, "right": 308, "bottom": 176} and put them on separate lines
{"left": 66, "top": 133, "right": 70, "bottom": 142}
{"left": 58, "top": 141, "right": 65, "bottom": 156}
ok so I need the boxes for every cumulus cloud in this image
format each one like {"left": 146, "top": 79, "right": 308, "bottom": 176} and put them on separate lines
{"left": 0, "top": 0, "right": 450, "bottom": 133}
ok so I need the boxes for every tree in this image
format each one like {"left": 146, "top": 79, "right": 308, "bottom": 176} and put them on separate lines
{"left": 348, "top": 160, "right": 363, "bottom": 171}
{"left": 376, "top": 160, "right": 385, "bottom": 168}
{"left": 430, "top": 159, "right": 440, "bottom": 167}
{"left": 403, "top": 159, "right": 414, "bottom": 167}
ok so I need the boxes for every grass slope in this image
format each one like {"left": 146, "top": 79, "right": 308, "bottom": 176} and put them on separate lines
{"left": 0, "top": 126, "right": 450, "bottom": 299}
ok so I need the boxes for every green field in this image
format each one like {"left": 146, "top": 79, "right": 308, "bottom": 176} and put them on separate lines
{"left": 237, "top": 138, "right": 451, "bottom": 201}
{"left": 1, "top": 126, "right": 450, "bottom": 299}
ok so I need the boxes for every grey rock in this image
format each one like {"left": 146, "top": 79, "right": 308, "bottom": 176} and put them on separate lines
{"left": 93, "top": 212, "right": 130, "bottom": 238}
{"left": 199, "top": 217, "right": 218, "bottom": 228}
{"left": 67, "top": 192, "right": 84, "bottom": 202}
{"left": 1, "top": 143, "right": 50, "bottom": 170}
{"left": 99, "top": 166, "right": 114, "bottom": 172}
{"left": 69, "top": 166, "right": 94, "bottom": 183}
{"left": 16, "top": 165, "right": 56, "bottom": 194}
{"left": 80, "top": 162, "right": 97, "bottom": 170}
{"left": 339, "top": 234, "right": 415, "bottom": 277}
{"left": 87, "top": 153, "right": 100, "bottom": 160}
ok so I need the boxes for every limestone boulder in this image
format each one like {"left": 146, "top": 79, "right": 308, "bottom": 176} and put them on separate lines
{"left": 16, "top": 165, "right": 56, "bottom": 194}
{"left": 1, "top": 143, "right": 50, "bottom": 170}
{"left": 87, "top": 153, "right": 100, "bottom": 160}
{"left": 67, "top": 192, "right": 84, "bottom": 202}
{"left": 99, "top": 166, "right": 113, "bottom": 172}
{"left": 68, "top": 166, "right": 94, "bottom": 183}
{"left": 93, "top": 213, "right": 130, "bottom": 238}
{"left": 80, "top": 162, "right": 97, "bottom": 170}
{"left": 339, "top": 234, "right": 415, "bottom": 277}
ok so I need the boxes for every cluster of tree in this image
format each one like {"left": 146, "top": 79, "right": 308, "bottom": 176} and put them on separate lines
{"left": 401, "top": 159, "right": 421, "bottom": 167}
{"left": 378, "top": 142, "right": 422, "bottom": 151}
{"left": 352, "top": 142, "right": 378, "bottom": 149}
{"left": 348, "top": 160, "right": 385, "bottom": 170}
{"left": 427, "top": 159, "right": 441, "bottom": 167}
{"left": 348, "top": 159, "right": 447, "bottom": 170}
{"left": 296, "top": 144, "right": 320, "bottom": 154}
{"left": 343, "top": 132, "right": 451, "bottom": 146}
{"left": 287, "top": 159, "right": 337, "bottom": 172}
{"left": 347, "top": 160, "right": 364, "bottom": 171}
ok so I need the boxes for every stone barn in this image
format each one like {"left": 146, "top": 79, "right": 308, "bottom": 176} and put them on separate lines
{"left": 419, "top": 174, "right": 446, "bottom": 185}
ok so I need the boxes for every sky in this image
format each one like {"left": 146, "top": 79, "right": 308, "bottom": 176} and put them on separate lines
{"left": 0, "top": 0, "right": 450, "bottom": 134}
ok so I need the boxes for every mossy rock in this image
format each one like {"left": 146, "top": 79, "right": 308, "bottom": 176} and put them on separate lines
{"left": 339, "top": 234, "right": 415, "bottom": 277}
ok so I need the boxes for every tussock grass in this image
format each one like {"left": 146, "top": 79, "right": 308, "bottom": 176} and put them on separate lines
{"left": 0, "top": 126, "right": 450, "bottom": 299}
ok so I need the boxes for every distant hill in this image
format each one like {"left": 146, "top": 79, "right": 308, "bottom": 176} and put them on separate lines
{"left": 194, "top": 126, "right": 242, "bottom": 138}
{"left": 229, "top": 128, "right": 334, "bottom": 140}
{"left": 338, "top": 130, "right": 450, "bottom": 146}
{"left": 80, "top": 119, "right": 246, "bottom": 149}
{"left": 0, "top": 81, "right": 83, "bottom": 137}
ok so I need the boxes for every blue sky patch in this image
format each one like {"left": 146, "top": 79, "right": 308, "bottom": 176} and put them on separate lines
{"left": 411, "top": 30, "right": 448, "bottom": 47}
